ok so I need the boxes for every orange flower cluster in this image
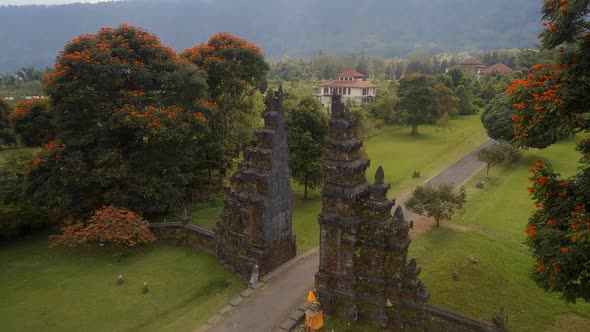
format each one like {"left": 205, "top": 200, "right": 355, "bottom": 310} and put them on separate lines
{"left": 50, "top": 205, "right": 155, "bottom": 248}
{"left": 506, "top": 63, "right": 569, "bottom": 140}
{"left": 525, "top": 224, "right": 538, "bottom": 238}
{"left": 208, "top": 32, "right": 264, "bottom": 56}
{"left": 541, "top": 20, "right": 556, "bottom": 31}
{"left": 32, "top": 140, "right": 65, "bottom": 167}
{"left": 11, "top": 99, "right": 44, "bottom": 116}
{"left": 194, "top": 97, "right": 218, "bottom": 109}
{"left": 45, "top": 24, "right": 179, "bottom": 88}
{"left": 180, "top": 32, "right": 265, "bottom": 67}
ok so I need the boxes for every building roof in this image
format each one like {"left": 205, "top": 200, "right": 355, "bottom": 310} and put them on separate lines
{"left": 459, "top": 58, "right": 486, "bottom": 68}
{"left": 320, "top": 80, "right": 376, "bottom": 88}
{"left": 338, "top": 69, "right": 365, "bottom": 78}
{"left": 481, "top": 63, "right": 513, "bottom": 75}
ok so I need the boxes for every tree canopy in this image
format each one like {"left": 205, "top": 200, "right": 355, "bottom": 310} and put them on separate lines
{"left": 405, "top": 183, "right": 467, "bottom": 228}
{"left": 181, "top": 32, "right": 268, "bottom": 182}
{"left": 509, "top": 0, "right": 590, "bottom": 303}
{"left": 285, "top": 95, "right": 328, "bottom": 199}
{"left": 477, "top": 141, "right": 521, "bottom": 179}
{"left": 9, "top": 99, "right": 54, "bottom": 147}
{"left": 28, "top": 24, "right": 209, "bottom": 216}
{"left": 481, "top": 94, "right": 516, "bottom": 141}
{"left": 397, "top": 73, "right": 439, "bottom": 135}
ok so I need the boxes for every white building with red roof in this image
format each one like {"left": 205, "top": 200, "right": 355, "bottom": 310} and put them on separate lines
{"left": 480, "top": 63, "right": 513, "bottom": 76}
{"left": 317, "top": 69, "right": 376, "bottom": 108}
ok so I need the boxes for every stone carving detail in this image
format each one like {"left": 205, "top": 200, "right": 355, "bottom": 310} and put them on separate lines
{"left": 215, "top": 86, "right": 296, "bottom": 278}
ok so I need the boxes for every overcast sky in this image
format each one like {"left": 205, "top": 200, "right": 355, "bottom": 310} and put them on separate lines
{"left": 0, "top": 0, "right": 117, "bottom": 5}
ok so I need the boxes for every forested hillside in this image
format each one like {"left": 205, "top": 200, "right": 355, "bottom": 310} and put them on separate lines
{"left": 0, "top": 0, "right": 541, "bottom": 72}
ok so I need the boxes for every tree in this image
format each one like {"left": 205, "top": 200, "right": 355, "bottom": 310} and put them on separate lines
{"left": 433, "top": 82, "right": 458, "bottom": 116}
{"left": 50, "top": 205, "right": 155, "bottom": 250}
{"left": 481, "top": 94, "right": 516, "bottom": 141}
{"left": 477, "top": 141, "right": 521, "bottom": 180}
{"left": 397, "top": 73, "right": 439, "bottom": 135}
{"left": 368, "top": 81, "right": 400, "bottom": 125}
{"left": 181, "top": 33, "right": 269, "bottom": 183}
{"left": 28, "top": 24, "right": 209, "bottom": 216}
{"left": 447, "top": 68, "right": 464, "bottom": 88}
{"left": 405, "top": 183, "right": 467, "bottom": 227}
{"left": 436, "top": 112, "right": 451, "bottom": 143}
{"left": 9, "top": 99, "right": 55, "bottom": 147}
{"left": 456, "top": 85, "right": 476, "bottom": 115}
{"left": 0, "top": 99, "right": 15, "bottom": 145}
{"left": 508, "top": 1, "right": 590, "bottom": 302}
{"left": 286, "top": 96, "right": 328, "bottom": 199}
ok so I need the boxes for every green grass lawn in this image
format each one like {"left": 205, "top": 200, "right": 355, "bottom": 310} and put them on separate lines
{"left": 292, "top": 114, "right": 488, "bottom": 253}
{"left": 365, "top": 114, "right": 489, "bottom": 198}
{"left": 407, "top": 136, "right": 590, "bottom": 331}
{"left": 0, "top": 147, "right": 38, "bottom": 165}
{"left": 150, "top": 192, "right": 224, "bottom": 230}
{"left": 0, "top": 236, "right": 245, "bottom": 332}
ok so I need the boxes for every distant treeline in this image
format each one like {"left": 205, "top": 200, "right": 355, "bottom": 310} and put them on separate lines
{"left": 0, "top": 0, "right": 541, "bottom": 72}
{"left": 268, "top": 49, "right": 556, "bottom": 81}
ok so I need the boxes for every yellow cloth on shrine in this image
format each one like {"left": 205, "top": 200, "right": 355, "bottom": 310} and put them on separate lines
{"left": 305, "top": 309, "right": 324, "bottom": 331}
{"left": 306, "top": 291, "right": 316, "bottom": 303}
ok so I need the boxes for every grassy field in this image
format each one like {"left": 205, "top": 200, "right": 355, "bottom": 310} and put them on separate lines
{"left": 365, "top": 114, "right": 489, "bottom": 198}
{"left": 0, "top": 147, "right": 38, "bottom": 165}
{"left": 0, "top": 236, "right": 245, "bottom": 332}
{"left": 407, "top": 137, "right": 590, "bottom": 331}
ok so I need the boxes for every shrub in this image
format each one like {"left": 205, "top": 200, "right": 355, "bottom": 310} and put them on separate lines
{"left": 481, "top": 94, "right": 515, "bottom": 141}
{"left": 50, "top": 205, "right": 155, "bottom": 249}
{"left": 0, "top": 149, "right": 57, "bottom": 239}
{"left": 0, "top": 203, "right": 57, "bottom": 239}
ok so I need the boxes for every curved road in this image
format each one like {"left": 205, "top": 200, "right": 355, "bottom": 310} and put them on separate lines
{"left": 205, "top": 138, "right": 494, "bottom": 332}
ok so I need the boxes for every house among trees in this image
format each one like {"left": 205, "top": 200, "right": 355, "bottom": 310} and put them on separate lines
{"left": 458, "top": 58, "right": 487, "bottom": 77}
{"left": 317, "top": 69, "right": 376, "bottom": 108}
{"left": 480, "top": 63, "right": 513, "bottom": 76}
{"left": 456, "top": 58, "right": 512, "bottom": 78}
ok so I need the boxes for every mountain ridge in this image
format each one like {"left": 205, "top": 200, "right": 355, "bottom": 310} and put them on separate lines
{"left": 0, "top": 0, "right": 542, "bottom": 72}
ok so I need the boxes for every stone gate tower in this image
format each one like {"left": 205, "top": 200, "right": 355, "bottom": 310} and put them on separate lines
{"left": 215, "top": 86, "right": 296, "bottom": 278}
{"left": 315, "top": 93, "right": 371, "bottom": 317}
{"left": 315, "top": 94, "right": 429, "bottom": 328}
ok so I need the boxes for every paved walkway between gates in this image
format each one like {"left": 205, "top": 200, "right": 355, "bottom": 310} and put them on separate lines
{"left": 202, "top": 138, "right": 493, "bottom": 332}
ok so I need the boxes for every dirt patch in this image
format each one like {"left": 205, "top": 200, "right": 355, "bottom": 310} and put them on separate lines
{"left": 409, "top": 216, "right": 435, "bottom": 236}
{"left": 544, "top": 314, "right": 590, "bottom": 332}
{"left": 409, "top": 216, "right": 469, "bottom": 237}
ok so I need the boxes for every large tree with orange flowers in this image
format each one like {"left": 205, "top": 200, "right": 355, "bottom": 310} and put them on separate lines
{"left": 509, "top": 0, "right": 590, "bottom": 302}
{"left": 28, "top": 24, "right": 209, "bottom": 216}
{"left": 181, "top": 33, "right": 268, "bottom": 181}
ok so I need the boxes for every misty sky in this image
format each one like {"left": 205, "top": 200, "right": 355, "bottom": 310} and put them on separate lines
{"left": 0, "top": 0, "right": 116, "bottom": 5}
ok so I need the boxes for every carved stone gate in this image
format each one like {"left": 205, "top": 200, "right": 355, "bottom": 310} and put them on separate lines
{"left": 215, "top": 86, "right": 296, "bottom": 278}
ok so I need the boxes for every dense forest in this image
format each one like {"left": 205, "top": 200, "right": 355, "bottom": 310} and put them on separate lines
{"left": 0, "top": 0, "right": 541, "bottom": 72}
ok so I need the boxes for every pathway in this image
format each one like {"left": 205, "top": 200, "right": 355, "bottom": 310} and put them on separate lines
{"left": 204, "top": 138, "right": 493, "bottom": 332}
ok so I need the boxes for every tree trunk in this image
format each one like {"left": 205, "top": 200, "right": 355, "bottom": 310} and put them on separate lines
{"left": 436, "top": 219, "right": 440, "bottom": 227}
{"left": 411, "top": 123, "right": 418, "bottom": 135}
{"left": 304, "top": 175, "right": 309, "bottom": 200}
{"left": 218, "top": 164, "right": 226, "bottom": 187}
